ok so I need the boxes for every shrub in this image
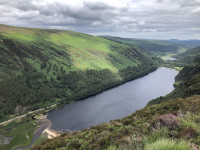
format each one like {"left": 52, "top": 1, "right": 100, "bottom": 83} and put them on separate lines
{"left": 107, "top": 145, "right": 132, "bottom": 150}
{"left": 180, "top": 112, "right": 200, "bottom": 132}
{"left": 178, "top": 126, "right": 198, "bottom": 139}
{"left": 154, "top": 114, "right": 180, "bottom": 130}
{"left": 66, "top": 139, "right": 82, "bottom": 150}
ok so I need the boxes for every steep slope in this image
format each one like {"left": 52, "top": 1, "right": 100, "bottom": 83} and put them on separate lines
{"left": 0, "top": 24, "right": 145, "bottom": 76}
{"left": 32, "top": 57, "right": 200, "bottom": 150}
{"left": 32, "top": 95, "right": 200, "bottom": 150}
{"left": 0, "top": 24, "right": 157, "bottom": 120}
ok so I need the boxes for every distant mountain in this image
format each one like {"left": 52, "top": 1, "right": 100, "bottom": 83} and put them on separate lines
{"left": 167, "top": 39, "right": 200, "bottom": 49}
{"left": 101, "top": 36, "right": 200, "bottom": 54}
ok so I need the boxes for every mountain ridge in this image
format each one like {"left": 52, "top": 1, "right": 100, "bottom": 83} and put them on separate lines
{"left": 0, "top": 24, "right": 157, "bottom": 121}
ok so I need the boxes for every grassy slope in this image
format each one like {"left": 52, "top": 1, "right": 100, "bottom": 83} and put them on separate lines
{"left": 32, "top": 95, "right": 200, "bottom": 150}
{"left": 0, "top": 24, "right": 142, "bottom": 77}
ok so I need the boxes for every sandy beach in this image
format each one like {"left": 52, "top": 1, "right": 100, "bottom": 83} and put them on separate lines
{"left": 35, "top": 114, "right": 60, "bottom": 139}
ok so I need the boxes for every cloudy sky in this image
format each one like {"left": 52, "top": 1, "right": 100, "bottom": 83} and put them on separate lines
{"left": 0, "top": 0, "right": 200, "bottom": 39}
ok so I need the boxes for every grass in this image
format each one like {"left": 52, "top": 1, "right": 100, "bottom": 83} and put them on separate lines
{"left": 0, "top": 122, "right": 19, "bottom": 132}
{"left": 142, "top": 128, "right": 190, "bottom": 150}
{"left": 179, "top": 112, "right": 200, "bottom": 133}
{"left": 48, "top": 33, "right": 111, "bottom": 52}
{"left": 2, "top": 33, "right": 36, "bottom": 42}
{"left": 47, "top": 32, "right": 138, "bottom": 71}
{"left": 144, "top": 138, "right": 190, "bottom": 150}
{"left": 32, "top": 135, "right": 48, "bottom": 147}
{"left": 0, "top": 24, "right": 140, "bottom": 75}
{"left": 143, "top": 128, "right": 169, "bottom": 145}
{"left": 107, "top": 145, "right": 132, "bottom": 150}
{"left": 0, "top": 121, "right": 37, "bottom": 150}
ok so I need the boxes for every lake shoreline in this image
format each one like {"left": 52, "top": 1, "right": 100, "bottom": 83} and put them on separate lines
{"left": 16, "top": 67, "right": 177, "bottom": 148}
{"left": 46, "top": 67, "right": 158, "bottom": 114}
{"left": 48, "top": 67, "right": 178, "bottom": 131}
{"left": 0, "top": 67, "right": 158, "bottom": 125}
{"left": 14, "top": 115, "right": 60, "bottom": 150}
{"left": 41, "top": 115, "right": 61, "bottom": 139}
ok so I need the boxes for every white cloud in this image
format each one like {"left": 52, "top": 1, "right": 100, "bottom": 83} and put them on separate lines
{"left": 0, "top": 0, "right": 200, "bottom": 39}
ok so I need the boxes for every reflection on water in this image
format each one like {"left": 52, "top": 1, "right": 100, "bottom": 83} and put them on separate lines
{"left": 48, "top": 67, "right": 178, "bottom": 131}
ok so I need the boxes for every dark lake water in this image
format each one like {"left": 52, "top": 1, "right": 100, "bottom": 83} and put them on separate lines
{"left": 48, "top": 67, "right": 178, "bottom": 132}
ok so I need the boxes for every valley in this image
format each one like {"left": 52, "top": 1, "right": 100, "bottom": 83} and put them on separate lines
{"left": 32, "top": 54, "right": 200, "bottom": 150}
{"left": 0, "top": 24, "right": 200, "bottom": 150}
{"left": 0, "top": 24, "right": 157, "bottom": 122}
{"left": 1, "top": 0, "right": 200, "bottom": 149}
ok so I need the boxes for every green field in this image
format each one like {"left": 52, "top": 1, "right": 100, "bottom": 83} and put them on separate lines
{"left": 0, "top": 120, "right": 37, "bottom": 150}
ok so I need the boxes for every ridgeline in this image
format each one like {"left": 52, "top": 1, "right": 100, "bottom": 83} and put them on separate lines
{"left": 0, "top": 24, "right": 157, "bottom": 121}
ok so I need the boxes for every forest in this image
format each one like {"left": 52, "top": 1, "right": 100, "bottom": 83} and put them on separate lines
{"left": 0, "top": 24, "right": 158, "bottom": 120}
{"left": 0, "top": 60, "right": 157, "bottom": 118}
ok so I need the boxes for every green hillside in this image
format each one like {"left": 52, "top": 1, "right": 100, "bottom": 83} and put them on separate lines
{"left": 176, "top": 46, "right": 200, "bottom": 63}
{"left": 0, "top": 24, "right": 143, "bottom": 76}
{"left": 32, "top": 58, "right": 200, "bottom": 150}
{"left": 0, "top": 24, "right": 157, "bottom": 120}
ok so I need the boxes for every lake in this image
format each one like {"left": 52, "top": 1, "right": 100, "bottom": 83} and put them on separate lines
{"left": 163, "top": 57, "right": 176, "bottom": 60}
{"left": 48, "top": 67, "right": 178, "bottom": 131}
